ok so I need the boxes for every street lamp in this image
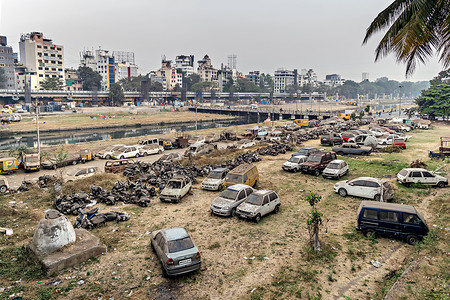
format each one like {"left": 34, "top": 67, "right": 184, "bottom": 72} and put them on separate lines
{"left": 398, "top": 85, "right": 403, "bottom": 117}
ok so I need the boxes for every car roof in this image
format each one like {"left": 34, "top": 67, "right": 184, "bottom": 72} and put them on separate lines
{"left": 230, "top": 163, "right": 255, "bottom": 174}
{"left": 301, "top": 147, "right": 317, "bottom": 150}
{"left": 227, "top": 184, "right": 251, "bottom": 190}
{"left": 161, "top": 227, "right": 189, "bottom": 241}
{"left": 212, "top": 167, "right": 228, "bottom": 172}
{"left": 359, "top": 201, "right": 417, "bottom": 214}
{"left": 351, "top": 177, "right": 384, "bottom": 183}
{"left": 401, "top": 168, "right": 427, "bottom": 172}
{"left": 252, "top": 189, "right": 273, "bottom": 196}
{"left": 291, "top": 155, "right": 308, "bottom": 159}
{"left": 329, "top": 159, "right": 345, "bottom": 164}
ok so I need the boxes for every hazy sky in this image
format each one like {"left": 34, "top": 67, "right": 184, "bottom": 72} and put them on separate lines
{"left": 0, "top": 0, "right": 444, "bottom": 82}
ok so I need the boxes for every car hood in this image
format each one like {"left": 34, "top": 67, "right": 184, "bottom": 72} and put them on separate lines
{"left": 237, "top": 202, "right": 259, "bottom": 213}
{"left": 435, "top": 174, "right": 448, "bottom": 182}
{"left": 323, "top": 168, "right": 339, "bottom": 174}
{"left": 302, "top": 162, "right": 319, "bottom": 167}
{"left": 202, "top": 178, "right": 222, "bottom": 185}
{"left": 283, "top": 162, "right": 299, "bottom": 167}
{"left": 335, "top": 180, "right": 347, "bottom": 187}
{"left": 161, "top": 188, "right": 182, "bottom": 196}
{"left": 211, "top": 197, "right": 234, "bottom": 207}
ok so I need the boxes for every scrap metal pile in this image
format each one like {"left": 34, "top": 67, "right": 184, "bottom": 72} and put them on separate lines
{"left": 73, "top": 207, "right": 130, "bottom": 230}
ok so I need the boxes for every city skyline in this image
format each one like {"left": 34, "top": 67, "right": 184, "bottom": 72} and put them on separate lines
{"left": 0, "top": 0, "right": 444, "bottom": 82}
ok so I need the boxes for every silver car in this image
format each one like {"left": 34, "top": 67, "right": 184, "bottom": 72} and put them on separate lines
{"left": 201, "top": 168, "right": 229, "bottom": 191}
{"left": 236, "top": 190, "right": 280, "bottom": 223}
{"left": 151, "top": 227, "right": 201, "bottom": 277}
{"left": 210, "top": 184, "right": 255, "bottom": 217}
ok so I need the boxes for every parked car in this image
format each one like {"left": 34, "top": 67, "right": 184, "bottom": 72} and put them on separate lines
{"left": 334, "top": 177, "right": 393, "bottom": 201}
{"left": 301, "top": 151, "right": 337, "bottom": 176}
{"left": 236, "top": 139, "right": 256, "bottom": 149}
{"left": 184, "top": 142, "right": 215, "bottom": 157}
{"left": 151, "top": 227, "right": 201, "bottom": 277}
{"left": 223, "top": 164, "right": 259, "bottom": 188}
{"left": 341, "top": 132, "right": 356, "bottom": 142}
{"left": 322, "top": 159, "right": 349, "bottom": 179}
{"left": 201, "top": 168, "right": 229, "bottom": 191}
{"left": 356, "top": 201, "right": 428, "bottom": 244}
{"left": 291, "top": 147, "right": 320, "bottom": 157}
{"left": 96, "top": 144, "right": 125, "bottom": 159}
{"left": 0, "top": 157, "right": 19, "bottom": 175}
{"left": 397, "top": 168, "right": 448, "bottom": 188}
{"left": 157, "top": 152, "right": 183, "bottom": 164}
{"left": 111, "top": 146, "right": 140, "bottom": 159}
{"left": 236, "top": 189, "right": 280, "bottom": 223}
{"left": 210, "top": 184, "right": 255, "bottom": 217}
{"left": 139, "top": 144, "right": 164, "bottom": 156}
{"left": 160, "top": 176, "right": 192, "bottom": 203}
{"left": 377, "top": 134, "right": 394, "bottom": 145}
{"left": 0, "top": 175, "right": 9, "bottom": 194}
{"left": 104, "top": 159, "right": 133, "bottom": 174}
{"left": 282, "top": 155, "right": 308, "bottom": 172}
{"left": 66, "top": 167, "right": 99, "bottom": 182}
{"left": 320, "top": 133, "right": 343, "bottom": 146}
{"left": 332, "top": 143, "right": 372, "bottom": 156}
{"left": 41, "top": 154, "right": 80, "bottom": 170}
{"left": 392, "top": 138, "right": 406, "bottom": 149}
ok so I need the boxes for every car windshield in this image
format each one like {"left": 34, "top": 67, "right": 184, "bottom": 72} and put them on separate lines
{"left": 208, "top": 171, "right": 223, "bottom": 179}
{"left": 288, "top": 157, "right": 300, "bottom": 163}
{"left": 245, "top": 194, "right": 263, "bottom": 206}
{"left": 27, "top": 156, "right": 39, "bottom": 162}
{"left": 297, "top": 149, "right": 307, "bottom": 155}
{"left": 168, "top": 236, "right": 194, "bottom": 253}
{"left": 220, "top": 189, "right": 239, "bottom": 200}
{"left": 307, "top": 155, "right": 322, "bottom": 163}
{"left": 168, "top": 180, "right": 182, "bottom": 189}
{"left": 225, "top": 174, "right": 243, "bottom": 183}
{"left": 398, "top": 169, "right": 408, "bottom": 176}
{"left": 159, "top": 154, "right": 169, "bottom": 160}
{"left": 327, "top": 163, "right": 340, "bottom": 169}
{"left": 116, "top": 147, "right": 127, "bottom": 152}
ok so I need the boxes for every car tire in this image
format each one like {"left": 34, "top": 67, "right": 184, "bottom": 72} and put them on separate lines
{"left": 437, "top": 181, "right": 446, "bottom": 188}
{"left": 337, "top": 151, "right": 344, "bottom": 156}
{"left": 314, "top": 169, "right": 320, "bottom": 177}
{"left": 72, "top": 161, "right": 77, "bottom": 165}
{"left": 406, "top": 234, "right": 419, "bottom": 245}
{"left": 338, "top": 188, "right": 347, "bottom": 197}
{"left": 374, "top": 194, "right": 381, "bottom": 201}
{"left": 364, "top": 229, "right": 376, "bottom": 238}
{"left": 274, "top": 205, "right": 280, "bottom": 214}
{"left": 255, "top": 214, "right": 261, "bottom": 223}
{"left": 161, "top": 265, "right": 169, "bottom": 278}
{"left": 404, "top": 182, "right": 412, "bottom": 187}
{"left": 120, "top": 156, "right": 124, "bottom": 159}
{"left": 158, "top": 150, "right": 162, "bottom": 154}
{"left": 52, "top": 165, "right": 57, "bottom": 170}
{"left": 135, "top": 153, "right": 139, "bottom": 158}
{"left": 231, "top": 208, "right": 236, "bottom": 217}
{"left": 217, "top": 184, "right": 223, "bottom": 191}
{"left": 151, "top": 241, "right": 155, "bottom": 252}
{"left": 0, "top": 185, "right": 7, "bottom": 193}
{"left": 105, "top": 155, "right": 111, "bottom": 160}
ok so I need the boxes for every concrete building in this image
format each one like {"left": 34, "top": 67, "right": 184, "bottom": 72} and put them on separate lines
{"left": 175, "top": 55, "right": 194, "bottom": 76}
{"left": 274, "top": 69, "right": 297, "bottom": 93}
{"left": 15, "top": 65, "right": 39, "bottom": 90}
{"left": 323, "top": 74, "right": 345, "bottom": 87}
{"left": 0, "top": 36, "right": 16, "bottom": 89}
{"left": 197, "top": 55, "right": 218, "bottom": 82}
{"left": 245, "top": 71, "right": 261, "bottom": 86}
{"left": 19, "top": 32, "right": 65, "bottom": 89}
{"left": 217, "top": 64, "right": 233, "bottom": 90}
{"left": 113, "top": 51, "right": 138, "bottom": 82}
{"left": 362, "top": 72, "right": 370, "bottom": 81}
{"left": 298, "top": 69, "right": 318, "bottom": 87}
{"left": 65, "top": 69, "right": 83, "bottom": 91}
{"left": 80, "top": 49, "right": 115, "bottom": 91}
{"left": 155, "top": 59, "right": 182, "bottom": 90}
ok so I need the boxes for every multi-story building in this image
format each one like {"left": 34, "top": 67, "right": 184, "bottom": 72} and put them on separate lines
{"left": 113, "top": 51, "right": 138, "bottom": 82}
{"left": 80, "top": 49, "right": 115, "bottom": 91}
{"left": 323, "top": 74, "right": 345, "bottom": 87}
{"left": 274, "top": 69, "right": 298, "bottom": 93}
{"left": 155, "top": 59, "right": 182, "bottom": 90}
{"left": 217, "top": 64, "right": 233, "bottom": 90}
{"left": 0, "top": 36, "right": 16, "bottom": 89}
{"left": 245, "top": 71, "right": 261, "bottom": 86}
{"left": 175, "top": 55, "right": 194, "bottom": 76}
{"left": 19, "top": 32, "right": 65, "bottom": 90}
{"left": 298, "top": 69, "right": 318, "bottom": 87}
{"left": 65, "top": 68, "right": 83, "bottom": 91}
{"left": 362, "top": 72, "right": 370, "bottom": 81}
{"left": 197, "top": 55, "right": 218, "bottom": 82}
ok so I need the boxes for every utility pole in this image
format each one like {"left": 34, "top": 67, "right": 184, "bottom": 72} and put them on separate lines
{"left": 398, "top": 85, "right": 403, "bottom": 117}
{"left": 35, "top": 94, "right": 40, "bottom": 154}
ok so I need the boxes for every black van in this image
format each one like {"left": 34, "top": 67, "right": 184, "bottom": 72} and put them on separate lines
{"left": 356, "top": 201, "right": 428, "bottom": 245}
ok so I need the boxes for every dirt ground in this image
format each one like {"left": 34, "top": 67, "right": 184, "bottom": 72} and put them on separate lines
{"left": 0, "top": 123, "right": 449, "bottom": 300}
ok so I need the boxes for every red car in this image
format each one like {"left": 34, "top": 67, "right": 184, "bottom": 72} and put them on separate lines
{"left": 393, "top": 138, "right": 406, "bottom": 149}
{"left": 341, "top": 133, "right": 355, "bottom": 142}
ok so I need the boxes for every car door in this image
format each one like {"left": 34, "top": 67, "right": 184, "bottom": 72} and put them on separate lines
{"left": 154, "top": 232, "right": 165, "bottom": 260}
{"left": 378, "top": 210, "right": 401, "bottom": 237}
{"left": 268, "top": 192, "right": 278, "bottom": 212}
{"left": 348, "top": 180, "right": 366, "bottom": 197}
{"left": 410, "top": 171, "right": 423, "bottom": 184}
{"left": 261, "top": 195, "right": 271, "bottom": 216}
{"left": 421, "top": 171, "right": 435, "bottom": 185}
{"left": 235, "top": 189, "right": 247, "bottom": 208}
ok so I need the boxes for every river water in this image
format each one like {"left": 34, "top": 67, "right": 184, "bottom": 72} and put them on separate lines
{"left": 0, "top": 118, "right": 246, "bottom": 150}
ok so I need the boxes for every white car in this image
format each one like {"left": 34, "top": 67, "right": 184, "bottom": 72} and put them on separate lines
{"left": 160, "top": 176, "right": 192, "bottom": 203}
{"left": 201, "top": 168, "right": 228, "bottom": 191}
{"left": 377, "top": 135, "right": 394, "bottom": 145}
{"left": 322, "top": 159, "right": 349, "bottom": 179}
{"left": 236, "top": 190, "right": 280, "bottom": 223}
{"left": 236, "top": 139, "right": 256, "bottom": 149}
{"left": 282, "top": 155, "right": 308, "bottom": 172}
{"left": 139, "top": 144, "right": 164, "bottom": 156}
{"left": 96, "top": 144, "right": 125, "bottom": 159}
{"left": 210, "top": 184, "right": 255, "bottom": 217}
{"left": 66, "top": 167, "right": 99, "bottom": 182}
{"left": 397, "top": 168, "right": 448, "bottom": 188}
{"left": 334, "top": 177, "right": 394, "bottom": 201}
{"left": 111, "top": 146, "right": 140, "bottom": 159}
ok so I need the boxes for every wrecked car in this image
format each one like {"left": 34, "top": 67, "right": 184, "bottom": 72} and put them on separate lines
{"left": 282, "top": 155, "right": 308, "bottom": 172}
{"left": 210, "top": 184, "right": 255, "bottom": 217}
{"left": 332, "top": 143, "right": 372, "bottom": 156}
{"left": 334, "top": 177, "right": 393, "bottom": 201}
{"left": 160, "top": 176, "right": 192, "bottom": 203}
{"left": 201, "top": 168, "right": 229, "bottom": 191}
{"left": 236, "top": 189, "right": 280, "bottom": 223}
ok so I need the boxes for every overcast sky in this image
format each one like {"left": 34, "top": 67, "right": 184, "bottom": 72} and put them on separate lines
{"left": 0, "top": 0, "right": 444, "bottom": 82}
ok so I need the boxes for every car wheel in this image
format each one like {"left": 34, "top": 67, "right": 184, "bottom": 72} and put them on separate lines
{"left": 120, "top": 156, "right": 124, "bottom": 159}
{"left": 314, "top": 169, "right": 320, "bottom": 177}
{"left": 135, "top": 153, "right": 139, "bottom": 158}
{"left": 72, "top": 161, "right": 77, "bottom": 165}
{"left": 336, "top": 174, "right": 341, "bottom": 179}
{"left": 364, "top": 229, "right": 376, "bottom": 238}
{"left": 404, "top": 182, "right": 412, "bottom": 187}
{"left": 255, "top": 214, "right": 261, "bottom": 223}
{"left": 231, "top": 208, "right": 236, "bottom": 217}
{"left": 151, "top": 241, "right": 155, "bottom": 252}
{"left": 0, "top": 185, "right": 7, "bottom": 193}
{"left": 274, "top": 205, "right": 280, "bottom": 214}
{"left": 437, "top": 181, "right": 446, "bottom": 188}
{"left": 158, "top": 150, "right": 162, "bottom": 154}
{"left": 374, "top": 194, "right": 381, "bottom": 201}
{"left": 52, "top": 165, "right": 57, "bottom": 170}
{"left": 337, "top": 151, "right": 344, "bottom": 156}
{"left": 406, "top": 234, "right": 419, "bottom": 245}
{"left": 217, "top": 184, "right": 223, "bottom": 191}
{"left": 161, "top": 265, "right": 169, "bottom": 278}
{"left": 105, "top": 155, "right": 111, "bottom": 160}
{"left": 338, "top": 188, "right": 347, "bottom": 197}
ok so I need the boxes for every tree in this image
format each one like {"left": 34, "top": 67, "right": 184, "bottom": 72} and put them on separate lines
{"left": 118, "top": 75, "right": 144, "bottom": 91}
{"left": 363, "top": 0, "right": 450, "bottom": 77}
{"left": 183, "top": 73, "right": 201, "bottom": 92}
{"left": 43, "top": 146, "right": 68, "bottom": 186}
{"left": 350, "top": 112, "right": 357, "bottom": 121}
{"left": 149, "top": 81, "right": 163, "bottom": 92}
{"left": 222, "top": 77, "right": 234, "bottom": 92}
{"left": 0, "top": 68, "right": 7, "bottom": 88}
{"left": 9, "top": 145, "right": 33, "bottom": 160}
{"left": 77, "top": 66, "right": 102, "bottom": 91}
{"left": 415, "top": 82, "right": 450, "bottom": 120}
{"left": 364, "top": 105, "right": 371, "bottom": 113}
{"left": 260, "top": 73, "right": 274, "bottom": 92}
{"left": 191, "top": 81, "right": 217, "bottom": 92}
{"left": 40, "top": 77, "right": 63, "bottom": 90}
{"left": 235, "top": 78, "right": 261, "bottom": 93}
{"left": 305, "top": 193, "right": 323, "bottom": 252}
{"left": 108, "top": 83, "right": 125, "bottom": 106}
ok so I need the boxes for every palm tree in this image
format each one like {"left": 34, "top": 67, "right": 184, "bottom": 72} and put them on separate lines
{"left": 363, "top": 0, "right": 450, "bottom": 77}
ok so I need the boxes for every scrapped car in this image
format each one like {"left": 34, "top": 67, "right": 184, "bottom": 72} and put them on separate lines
{"left": 322, "top": 159, "right": 349, "bottom": 179}
{"left": 96, "top": 144, "right": 125, "bottom": 159}
{"left": 111, "top": 146, "right": 140, "bottom": 159}
{"left": 201, "top": 168, "right": 229, "bottom": 191}
{"left": 66, "top": 167, "right": 99, "bottom": 182}
{"left": 151, "top": 227, "right": 201, "bottom": 277}
{"left": 104, "top": 159, "right": 133, "bottom": 173}
{"left": 210, "top": 184, "right": 255, "bottom": 217}
{"left": 157, "top": 152, "right": 183, "bottom": 164}
{"left": 0, "top": 175, "right": 9, "bottom": 194}
{"left": 334, "top": 177, "right": 393, "bottom": 201}
{"left": 184, "top": 142, "right": 215, "bottom": 157}
{"left": 291, "top": 147, "right": 320, "bottom": 157}
{"left": 341, "top": 132, "right": 356, "bottom": 142}
{"left": 320, "top": 133, "right": 343, "bottom": 146}
{"left": 282, "top": 155, "right": 308, "bottom": 172}
{"left": 236, "top": 139, "right": 256, "bottom": 149}
{"left": 301, "top": 151, "right": 337, "bottom": 176}
{"left": 332, "top": 143, "right": 372, "bottom": 156}
{"left": 139, "top": 144, "right": 164, "bottom": 156}
{"left": 160, "top": 176, "right": 192, "bottom": 203}
{"left": 377, "top": 134, "right": 394, "bottom": 145}
{"left": 236, "top": 189, "right": 280, "bottom": 223}
{"left": 223, "top": 164, "right": 259, "bottom": 188}
{"left": 397, "top": 168, "right": 448, "bottom": 188}
{"left": 392, "top": 138, "right": 406, "bottom": 149}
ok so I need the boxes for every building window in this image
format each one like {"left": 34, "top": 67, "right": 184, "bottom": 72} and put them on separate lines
{"left": 57, "top": 47, "right": 61, "bottom": 51}
{"left": 39, "top": 74, "right": 43, "bottom": 77}
{"left": 38, "top": 67, "right": 43, "bottom": 70}
{"left": 52, "top": 75, "right": 56, "bottom": 78}
{"left": 37, "top": 45, "right": 42, "bottom": 48}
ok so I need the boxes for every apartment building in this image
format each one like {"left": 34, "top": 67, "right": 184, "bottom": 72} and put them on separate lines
{"left": 197, "top": 55, "right": 218, "bottom": 82}
{"left": 175, "top": 55, "right": 194, "bottom": 76}
{"left": 274, "top": 69, "right": 297, "bottom": 93}
{"left": 113, "top": 51, "right": 138, "bottom": 82}
{"left": 80, "top": 49, "right": 115, "bottom": 91}
{"left": 18, "top": 32, "right": 65, "bottom": 89}
{"left": 65, "top": 68, "right": 83, "bottom": 91}
{"left": 323, "top": 74, "right": 345, "bottom": 87}
{"left": 155, "top": 59, "right": 182, "bottom": 90}
{"left": 245, "top": 71, "right": 261, "bottom": 86}
{"left": 0, "top": 36, "right": 16, "bottom": 89}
